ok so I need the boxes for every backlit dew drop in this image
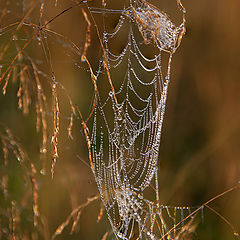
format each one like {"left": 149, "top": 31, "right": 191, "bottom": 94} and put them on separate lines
{"left": 234, "top": 231, "right": 239, "bottom": 236}
{"left": 40, "top": 168, "right": 47, "bottom": 175}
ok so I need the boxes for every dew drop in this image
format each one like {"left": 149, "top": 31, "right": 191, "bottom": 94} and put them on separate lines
{"left": 234, "top": 231, "right": 239, "bottom": 236}
{"left": 40, "top": 148, "right": 47, "bottom": 154}
{"left": 117, "top": 114, "right": 122, "bottom": 121}
{"left": 40, "top": 169, "right": 47, "bottom": 175}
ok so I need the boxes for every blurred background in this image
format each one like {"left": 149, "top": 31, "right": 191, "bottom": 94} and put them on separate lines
{"left": 0, "top": 0, "right": 240, "bottom": 239}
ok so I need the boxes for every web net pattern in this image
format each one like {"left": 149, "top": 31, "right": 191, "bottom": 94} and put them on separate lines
{"left": 84, "top": 0, "right": 191, "bottom": 239}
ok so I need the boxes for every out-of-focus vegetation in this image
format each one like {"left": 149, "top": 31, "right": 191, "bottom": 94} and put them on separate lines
{"left": 0, "top": 0, "right": 239, "bottom": 239}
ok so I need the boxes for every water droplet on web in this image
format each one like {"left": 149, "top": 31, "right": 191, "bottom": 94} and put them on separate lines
{"left": 40, "top": 169, "right": 47, "bottom": 175}
{"left": 109, "top": 91, "right": 113, "bottom": 97}
{"left": 117, "top": 113, "right": 122, "bottom": 121}
{"left": 234, "top": 231, "right": 239, "bottom": 236}
{"left": 40, "top": 148, "right": 47, "bottom": 154}
{"left": 17, "top": 157, "right": 23, "bottom": 162}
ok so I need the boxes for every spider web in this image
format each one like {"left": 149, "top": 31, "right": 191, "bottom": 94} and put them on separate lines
{"left": 81, "top": 0, "right": 198, "bottom": 239}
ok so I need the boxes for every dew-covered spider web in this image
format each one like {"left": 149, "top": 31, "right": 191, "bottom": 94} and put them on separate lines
{"left": 80, "top": 0, "right": 201, "bottom": 239}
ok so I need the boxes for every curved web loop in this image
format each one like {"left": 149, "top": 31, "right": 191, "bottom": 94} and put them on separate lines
{"left": 86, "top": 0, "right": 188, "bottom": 239}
